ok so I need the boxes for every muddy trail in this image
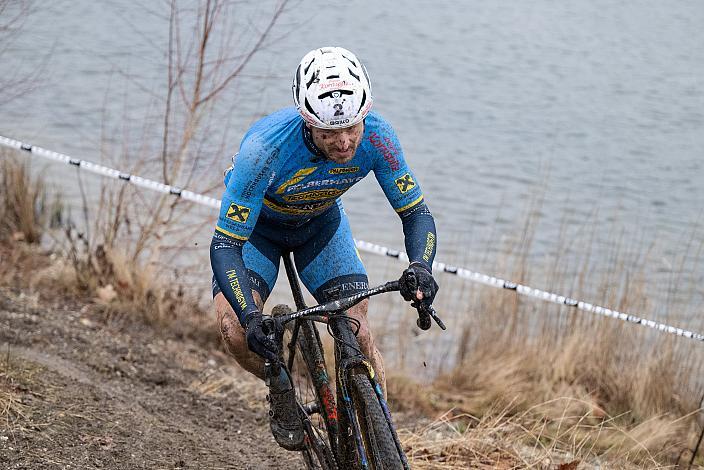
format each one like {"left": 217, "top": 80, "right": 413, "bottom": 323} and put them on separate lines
{"left": 0, "top": 285, "right": 309, "bottom": 469}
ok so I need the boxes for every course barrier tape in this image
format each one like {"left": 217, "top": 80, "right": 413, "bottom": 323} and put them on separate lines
{"left": 2, "top": 134, "right": 702, "bottom": 343}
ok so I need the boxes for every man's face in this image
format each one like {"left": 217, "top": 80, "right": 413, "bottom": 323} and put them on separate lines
{"left": 309, "top": 121, "right": 365, "bottom": 164}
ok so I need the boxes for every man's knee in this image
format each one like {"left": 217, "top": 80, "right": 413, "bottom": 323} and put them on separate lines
{"left": 215, "top": 293, "right": 246, "bottom": 355}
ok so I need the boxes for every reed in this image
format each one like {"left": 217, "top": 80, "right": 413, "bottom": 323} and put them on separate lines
{"left": 374, "top": 199, "right": 704, "bottom": 468}
{"left": 3, "top": 1, "right": 702, "bottom": 465}
{"left": 21, "top": 1, "right": 290, "bottom": 330}
{"left": 0, "top": 153, "right": 52, "bottom": 244}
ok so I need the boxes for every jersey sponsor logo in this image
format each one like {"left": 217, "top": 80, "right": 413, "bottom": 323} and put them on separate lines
{"left": 328, "top": 166, "right": 359, "bottom": 175}
{"left": 369, "top": 131, "right": 400, "bottom": 171}
{"left": 225, "top": 202, "right": 251, "bottom": 223}
{"left": 275, "top": 167, "right": 317, "bottom": 194}
{"left": 320, "top": 80, "right": 349, "bottom": 90}
{"left": 328, "top": 118, "right": 350, "bottom": 126}
{"left": 322, "top": 281, "right": 369, "bottom": 300}
{"left": 394, "top": 173, "right": 416, "bottom": 193}
{"left": 225, "top": 269, "right": 248, "bottom": 310}
{"left": 241, "top": 149, "right": 279, "bottom": 199}
{"left": 285, "top": 176, "right": 363, "bottom": 193}
{"left": 423, "top": 232, "right": 436, "bottom": 262}
{"left": 282, "top": 188, "right": 345, "bottom": 202}
{"left": 264, "top": 198, "right": 334, "bottom": 215}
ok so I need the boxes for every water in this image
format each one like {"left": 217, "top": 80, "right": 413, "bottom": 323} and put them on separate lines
{"left": 1, "top": 0, "right": 703, "bottom": 332}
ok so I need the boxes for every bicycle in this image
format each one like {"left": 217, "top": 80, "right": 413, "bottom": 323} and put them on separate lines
{"left": 263, "top": 252, "right": 445, "bottom": 470}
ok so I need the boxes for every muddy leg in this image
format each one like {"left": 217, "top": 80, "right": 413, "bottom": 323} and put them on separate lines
{"left": 214, "top": 291, "right": 266, "bottom": 380}
{"left": 346, "top": 299, "right": 386, "bottom": 397}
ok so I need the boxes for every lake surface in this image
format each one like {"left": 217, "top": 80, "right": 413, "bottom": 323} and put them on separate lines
{"left": 2, "top": 0, "right": 703, "bottom": 333}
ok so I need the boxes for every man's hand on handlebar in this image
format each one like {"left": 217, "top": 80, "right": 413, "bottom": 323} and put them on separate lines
{"left": 399, "top": 262, "right": 439, "bottom": 308}
{"left": 243, "top": 312, "right": 279, "bottom": 362}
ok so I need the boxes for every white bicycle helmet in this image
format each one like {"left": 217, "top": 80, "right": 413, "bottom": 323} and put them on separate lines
{"left": 292, "top": 46, "right": 373, "bottom": 129}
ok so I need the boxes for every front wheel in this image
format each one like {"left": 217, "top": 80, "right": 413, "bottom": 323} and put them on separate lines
{"left": 347, "top": 371, "right": 404, "bottom": 470}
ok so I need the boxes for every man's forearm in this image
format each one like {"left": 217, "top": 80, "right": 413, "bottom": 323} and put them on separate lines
{"left": 210, "top": 231, "right": 259, "bottom": 323}
{"left": 400, "top": 203, "right": 437, "bottom": 271}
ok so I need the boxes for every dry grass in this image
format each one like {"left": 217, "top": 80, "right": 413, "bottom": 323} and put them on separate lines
{"left": 379, "top": 202, "right": 704, "bottom": 468}
{"left": 0, "top": 159, "right": 217, "bottom": 353}
{"left": 2, "top": 4, "right": 702, "bottom": 464}
{"left": 4, "top": 149, "right": 702, "bottom": 467}
{"left": 6, "top": 1, "right": 292, "bottom": 335}
{"left": 398, "top": 403, "right": 687, "bottom": 469}
{"left": 0, "top": 349, "right": 38, "bottom": 431}
{"left": 0, "top": 153, "right": 55, "bottom": 244}
{"left": 390, "top": 374, "right": 701, "bottom": 467}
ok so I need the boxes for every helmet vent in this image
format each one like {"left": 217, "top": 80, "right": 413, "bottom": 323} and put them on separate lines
{"left": 293, "top": 65, "right": 302, "bottom": 102}
{"left": 348, "top": 68, "right": 360, "bottom": 82}
{"left": 357, "top": 90, "right": 367, "bottom": 114}
{"left": 341, "top": 53, "right": 357, "bottom": 67}
{"left": 326, "top": 74, "right": 340, "bottom": 79}
{"left": 306, "top": 69, "right": 319, "bottom": 89}
{"left": 304, "top": 98, "right": 322, "bottom": 121}
{"left": 304, "top": 58, "right": 316, "bottom": 75}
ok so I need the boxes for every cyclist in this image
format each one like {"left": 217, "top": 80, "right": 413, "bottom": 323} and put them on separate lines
{"left": 210, "top": 46, "right": 438, "bottom": 451}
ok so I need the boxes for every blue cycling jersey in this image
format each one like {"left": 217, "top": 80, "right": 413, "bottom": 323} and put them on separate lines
{"left": 211, "top": 107, "right": 437, "bottom": 322}
{"left": 217, "top": 107, "right": 425, "bottom": 236}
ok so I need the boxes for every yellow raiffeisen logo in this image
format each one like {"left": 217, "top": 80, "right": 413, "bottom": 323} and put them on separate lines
{"left": 328, "top": 166, "right": 359, "bottom": 175}
{"left": 225, "top": 202, "right": 251, "bottom": 223}
{"left": 275, "top": 167, "right": 317, "bottom": 194}
{"left": 283, "top": 188, "right": 345, "bottom": 202}
{"left": 394, "top": 173, "right": 416, "bottom": 193}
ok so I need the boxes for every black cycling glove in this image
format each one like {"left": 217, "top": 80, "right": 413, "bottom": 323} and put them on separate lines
{"left": 399, "top": 262, "right": 439, "bottom": 306}
{"left": 243, "top": 312, "right": 279, "bottom": 362}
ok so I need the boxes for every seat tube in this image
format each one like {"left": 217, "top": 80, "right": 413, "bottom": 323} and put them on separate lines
{"left": 283, "top": 251, "right": 307, "bottom": 310}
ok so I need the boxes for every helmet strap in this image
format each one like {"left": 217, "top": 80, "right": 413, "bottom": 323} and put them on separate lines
{"left": 301, "top": 123, "right": 327, "bottom": 162}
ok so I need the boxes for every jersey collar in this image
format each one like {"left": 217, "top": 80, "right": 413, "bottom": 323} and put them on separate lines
{"left": 301, "top": 124, "right": 327, "bottom": 162}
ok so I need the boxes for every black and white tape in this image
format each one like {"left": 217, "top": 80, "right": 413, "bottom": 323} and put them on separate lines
{"left": 2, "top": 134, "right": 702, "bottom": 343}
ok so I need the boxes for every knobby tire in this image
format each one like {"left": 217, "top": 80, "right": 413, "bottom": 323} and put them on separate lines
{"left": 348, "top": 371, "right": 404, "bottom": 470}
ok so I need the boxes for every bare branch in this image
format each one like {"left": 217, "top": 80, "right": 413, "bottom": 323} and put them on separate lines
{"left": 198, "top": 0, "right": 289, "bottom": 105}
{"left": 161, "top": 0, "right": 177, "bottom": 184}
{"left": 0, "top": 0, "right": 52, "bottom": 108}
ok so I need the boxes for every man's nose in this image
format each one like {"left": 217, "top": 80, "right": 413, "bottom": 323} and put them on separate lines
{"left": 337, "top": 132, "right": 353, "bottom": 148}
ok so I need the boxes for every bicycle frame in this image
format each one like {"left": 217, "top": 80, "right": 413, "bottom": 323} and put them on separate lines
{"left": 280, "top": 253, "right": 342, "bottom": 466}
{"left": 277, "top": 252, "right": 418, "bottom": 470}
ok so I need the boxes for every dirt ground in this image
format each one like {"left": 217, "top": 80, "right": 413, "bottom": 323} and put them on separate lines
{"left": 1, "top": 243, "right": 693, "bottom": 470}
{"left": 0, "top": 285, "right": 306, "bottom": 469}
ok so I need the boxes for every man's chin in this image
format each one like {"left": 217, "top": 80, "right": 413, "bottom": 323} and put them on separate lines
{"left": 328, "top": 153, "right": 354, "bottom": 163}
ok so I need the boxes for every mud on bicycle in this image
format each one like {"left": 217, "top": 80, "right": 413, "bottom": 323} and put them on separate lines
{"left": 261, "top": 252, "right": 445, "bottom": 470}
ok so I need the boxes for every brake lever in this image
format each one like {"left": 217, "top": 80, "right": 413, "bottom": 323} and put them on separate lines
{"left": 261, "top": 316, "right": 281, "bottom": 378}
{"left": 416, "top": 303, "right": 446, "bottom": 331}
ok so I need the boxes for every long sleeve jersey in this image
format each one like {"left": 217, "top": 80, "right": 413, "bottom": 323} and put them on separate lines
{"left": 211, "top": 107, "right": 437, "bottom": 323}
